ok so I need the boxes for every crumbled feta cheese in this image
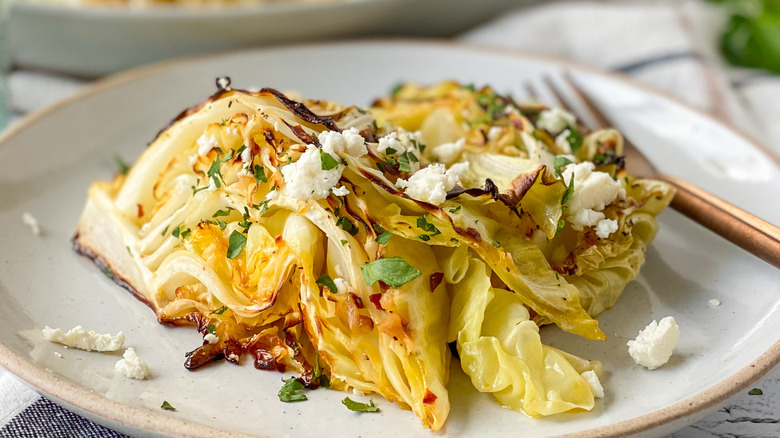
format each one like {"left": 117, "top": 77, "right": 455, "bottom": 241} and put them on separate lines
{"left": 188, "top": 154, "right": 199, "bottom": 166}
{"left": 555, "top": 129, "right": 573, "bottom": 154}
{"left": 319, "top": 127, "right": 367, "bottom": 157}
{"left": 487, "top": 126, "right": 503, "bottom": 142}
{"left": 708, "top": 299, "right": 721, "bottom": 308}
{"left": 561, "top": 162, "right": 625, "bottom": 215}
{"left": 240, "top": 146, "right": 252, "bottom": 163}
{"left": 581, "top": 370, "right": 604, "bottom": 398}
{"left": 377, "top": 129, "right": 421, "bottom": 156}
{"left": 280, "top": 145, "right": 343, "bottom": 201}
{"left": 42, "top": 325, "right": 124, "bottom": 352}
{"left": 432, "top": 138, "right": 465, "bottom": 164}
{"left": 22, "top": 212, "right": 41, "bottom": 236}
{"left": 204, "top": 333, "right": 219, "bottom": 344}
{"left": 331, "top": 186, "right": 349, "bottom": 196}
{"left": 504, "top": 104, "right": 520, "bottom": 115}
{"left": 196, "top": 133, "right": 218, "bottom": 156}
{"left": 54, "top": 352, "right": 64, "bottom": 359}
{"left": 396, "top": 163, "right": 468, "bottom": 205}
{"left": 537, "top": 108, "right": 576, "bottom": 135}
{"left": 227, "top": 127, "right": 238, "bottom": 136}
{"left": 627, "top": 316, "right": 679, "bottom": 370}
{"left": 333, "top": 278, "right": 349, "bottom": 293}
{"left": 568, "top": 208, "right": 605, "bottom": 229}
{"left": 378, "top": 132, "right": 402, "bottom": 154}
{"left": 595, "top": 218, "right": 618, "bottom": 239}
{"left": 115, "top": 348, "right": 150, "bottom": 380}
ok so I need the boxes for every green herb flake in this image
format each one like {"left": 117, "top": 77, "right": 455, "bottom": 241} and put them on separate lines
{"left": 226, "top": 230, "right": 247, "bottom": 259}
{"left": 160, "top": 401, "right": 176, "bottom": 411}
{"left": 376, "top": 161, "right": 386, "bottom": 173}
{"left": 342, "top": 397, "right": 379, "bottom": 413}
{"left": 101, "top": 267, "right": 115, "bottom": 280}
{"left": 373, "top": 223, "right": 393, "bottom": 245}
{"left": 448, "top": 205, "right": 462, "bottom": 214}
{"left": 210, "top": 306, "right": 228, "bottom": 315}
{"left": 360, "top": 257, "right": 422, "bottom": 288}
{"left": 385, "top": 147, "right": 397, "bottom": 155}
{"left": 462, "top": 83, "right": 477, "bottom": 92}
{"left": 278, "top": 377, "right": 307, "bottom": 403}
{"left": 180, "top": 227, "right": 191, "bottom": 239}
{"left": 418, "top": 234, "right": 431, "bottom": 242}
{"left": 450, "top": 237, "right": 459, "bottom": 243}
{"left": 216, "top": 220, "right": 227, "bottom": 230}
{"left": 416, "top": 216, "right": 441, "bottom": 235}
{"left": 336, "top": 216, "right": 359, "bottom": 236}
{"left": 255, "top": 200, "right": 270, "bottom": 215}
{"left": 340, "top": 239, "right": 348, "bottom": 246}
{"left": 253, "top": 165, "right": 267, "bottom": 184}
{"left": 748, "top": 388, "right": 763, "bottom": 396}
{"left": 235, "top": 144, "right": 247, "bottom": 156}
{"left": 319, "top": 149, "right": 340, "bottom": 171}
{"left": 316, "top": 274, "right": 339, "bottom": 293}
{"left": 213, "top": 208, "right": 233, "bottom": 218}
{"left": 115, "top": 155, "right": 130, "bottom": 176}
{"left": 161, "top": 225, "right": 170, "bottom": 236}
{"left": 171, "top": 225, "right": 182, "bottom": 238}
{"left": 389, "top": 82, "right": 405, "bottom": 97}
{"left": 566, "top": 128, "right": 583, "bottom": 154}
{"left": 553, "top": 156, "right": 573, "bottom": 178}
{"left": 191, "top": 185, "right": 208, "bottom": 195}
{"left": 397, "top": 152, "right": 412, "bottom": 172}
{"left": 491, "top": 239, "right": 501, "bottom": 248}
{"left": 561, "top": 174, "right": 575, "bottom": 208}
{"left": 206, "top": 323, "right": 217, "bottom": 335}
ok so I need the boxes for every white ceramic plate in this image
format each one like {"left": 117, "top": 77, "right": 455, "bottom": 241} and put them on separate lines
{"left": 9, "top": 0, "right": 533, "bottom": 76}
{"left": 1, "top": 40, "right": 779, "bottom": 438}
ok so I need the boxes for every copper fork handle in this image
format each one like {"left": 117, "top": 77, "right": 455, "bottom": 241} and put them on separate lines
{"left": 661, "top": 175, "right": 780, "bottom": 269}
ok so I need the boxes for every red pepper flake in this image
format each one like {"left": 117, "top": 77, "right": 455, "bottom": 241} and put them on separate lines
{"left": 423, "top": 389, "right": 438, "bottom": 404}
{"left": 429, "top": 272, "right": 444, "bottom": 292}
{"left": 136, "top": 203, "right": 144, "bottom": 218}
{"left": 369, "top": 293, "right": 384, "bottom": 311}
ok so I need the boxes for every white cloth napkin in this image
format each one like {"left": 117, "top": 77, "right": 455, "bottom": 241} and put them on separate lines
{"left": 3, "top": 0, "right": 779, "bottom": 436}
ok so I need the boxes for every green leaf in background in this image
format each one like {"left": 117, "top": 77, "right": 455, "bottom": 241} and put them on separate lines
{"left": 711, "top": 0, "right": 780, "bottom": 73}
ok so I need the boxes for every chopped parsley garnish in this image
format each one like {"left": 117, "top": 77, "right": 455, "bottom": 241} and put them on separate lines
{"left": 226, "top": 230, "right": 247, "bottom": 259}
{"left": 390, "top": 82, "right": 405, "bottom": 97}
{"left": 416, "top": 216, "right": 441, "bottom": 236}
{"left": 316, "top": 274, "right": 339, "bottom": 293}
{"left": 191, "top": 185, "right": 208, "bottom": 195}
{"left": 373, "top": 223, "right": 393, "bottom": 245}
{"left": 319, "top": 149, "right": 340, "bottom": 171}
{"left": 450, "top": 237, "right": 459, "bottom": 243}
{"left": 220, "top": 118, "right": 229, "bottom": 126}
{"left": 565, "top": 128, "right": 583, "bottom": 154}
{"left": 206, "top": 323, "right": 217, "bottom": 335}
{"left": 216, "top": 220, "right": 227, "bottom": 230}
{"left": 553, "top": 156, "right": 573, "bottom": 178}
{"left": 161, "top": 225, "right": 170, "bottom": 236}
{"left": 235, "top": 144, "right": 247, "bottom": 156}
{"left": 561, "top": 174, "right": 575, "bottom": 209}
{"left": 385, "top": 147, "right": 398, "bottom": 155}
{"left": 278, "top": 377, "right": 307, "bottom": 402}
{"left": 210, "top": 306, "right": 228, "bottom": 315}
{"left": 238, "top": 207, "right": 252, "bottom": 233}
{"left": 180, "top": 228, "right": 191, "bottom": 239}
{"left": 254, "top": 200, "right": 270, "bottom": 215}
{"left": 253, "top": 164, "right": 267, "bottom": 184}
{"left": 360, "top": 257, "right": 422, "bottom": 288}
{"left": 313, "top": 354, "right": 330, "bottom": 388}
{"left": 115, "top": 155, "right": 130, "bottom": 175}
{"left": 397, "top": 152, "right": 417, "bottom": 172}
{"left": 220, "top": 149, "right": 235, "bottom": 163}
{"left": 375, "top": 161, "right": 386, "bottom": 173}
{"left": 418, "top": 234, "right": 431, "bottom": 242}
{"left": 336, "top": 216, "right": 359, "bottom": 236}
{"left": 212, "top": 208, "right": 233, "bottom": 218}
{"left": 101, "top": 267, "right": 114, "bottom": 280}
{"left": 448, "top": 205, "right": 462, "bottom": 214}
{"left": 555, "top": 219, "right": 566, "bottom": 237}
{"left": 340, "top": 239, "right": 348, "bottom": 246}
{"left": 410, "top": 138, "right": 426, "bottom": 153}
{"left": 207, "top": 157, "right": 222, "bottom": 188}
{"left": 462, "top": 83, "right": 477, "bottom": 92}
{"left": 491, "top": 239, "right": 501, "bottom": 247}
{"left": 160, "top": 401, "right": 176, "bottom": 411}
{"left": 748, "top": 388, "right": 763, "bottom": 396}
{"left": 342, "top": 397, "right": 379, "bottom": 413}
{"left": 171, "top": 224, "right": 182, "bottom": 238}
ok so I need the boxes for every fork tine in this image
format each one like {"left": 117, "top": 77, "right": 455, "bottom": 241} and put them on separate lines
{"left": 542, "top": 76, "right": 575, "bottom": 113}
{"left": 562, "top": 72, "right": 610, "bottom": 130}
{"left": 523, "top": 82, "right": 540, "bottom": 101}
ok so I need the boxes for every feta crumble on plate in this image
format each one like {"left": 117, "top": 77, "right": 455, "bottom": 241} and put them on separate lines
{"left": 561, "top": 161, "right": 625, "bottom": 238}
{"left": 115, "top": 347, "right": 150, "bottom": 380}
{"left": 627, "top": 316, "right": 679, "bottom": 370}
{"left": 22, "top": 212, "right": 41, "bottom": 236}
{"left": 42, "top": 325, "right": 125, "bottom": 352}
{"left": 396, "top": 162, "right": 469, "bottom": 205}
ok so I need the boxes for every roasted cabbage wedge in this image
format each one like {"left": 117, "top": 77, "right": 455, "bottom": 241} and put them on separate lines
{"left": 75, "top": 79, "right": 672, "bottom": 430}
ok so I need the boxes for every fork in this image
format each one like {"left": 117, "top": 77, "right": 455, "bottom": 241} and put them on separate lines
{"left": 526, "top": 73, "right": 780, "bottom": 270}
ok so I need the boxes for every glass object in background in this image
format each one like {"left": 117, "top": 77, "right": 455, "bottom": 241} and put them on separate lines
{"left": 0, "top": 0, "right": 9, "bottom": 129}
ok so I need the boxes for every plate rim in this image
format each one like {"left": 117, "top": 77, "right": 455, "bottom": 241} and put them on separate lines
{"left": 1, "top": 38, "right": 778, "bottom": 438}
